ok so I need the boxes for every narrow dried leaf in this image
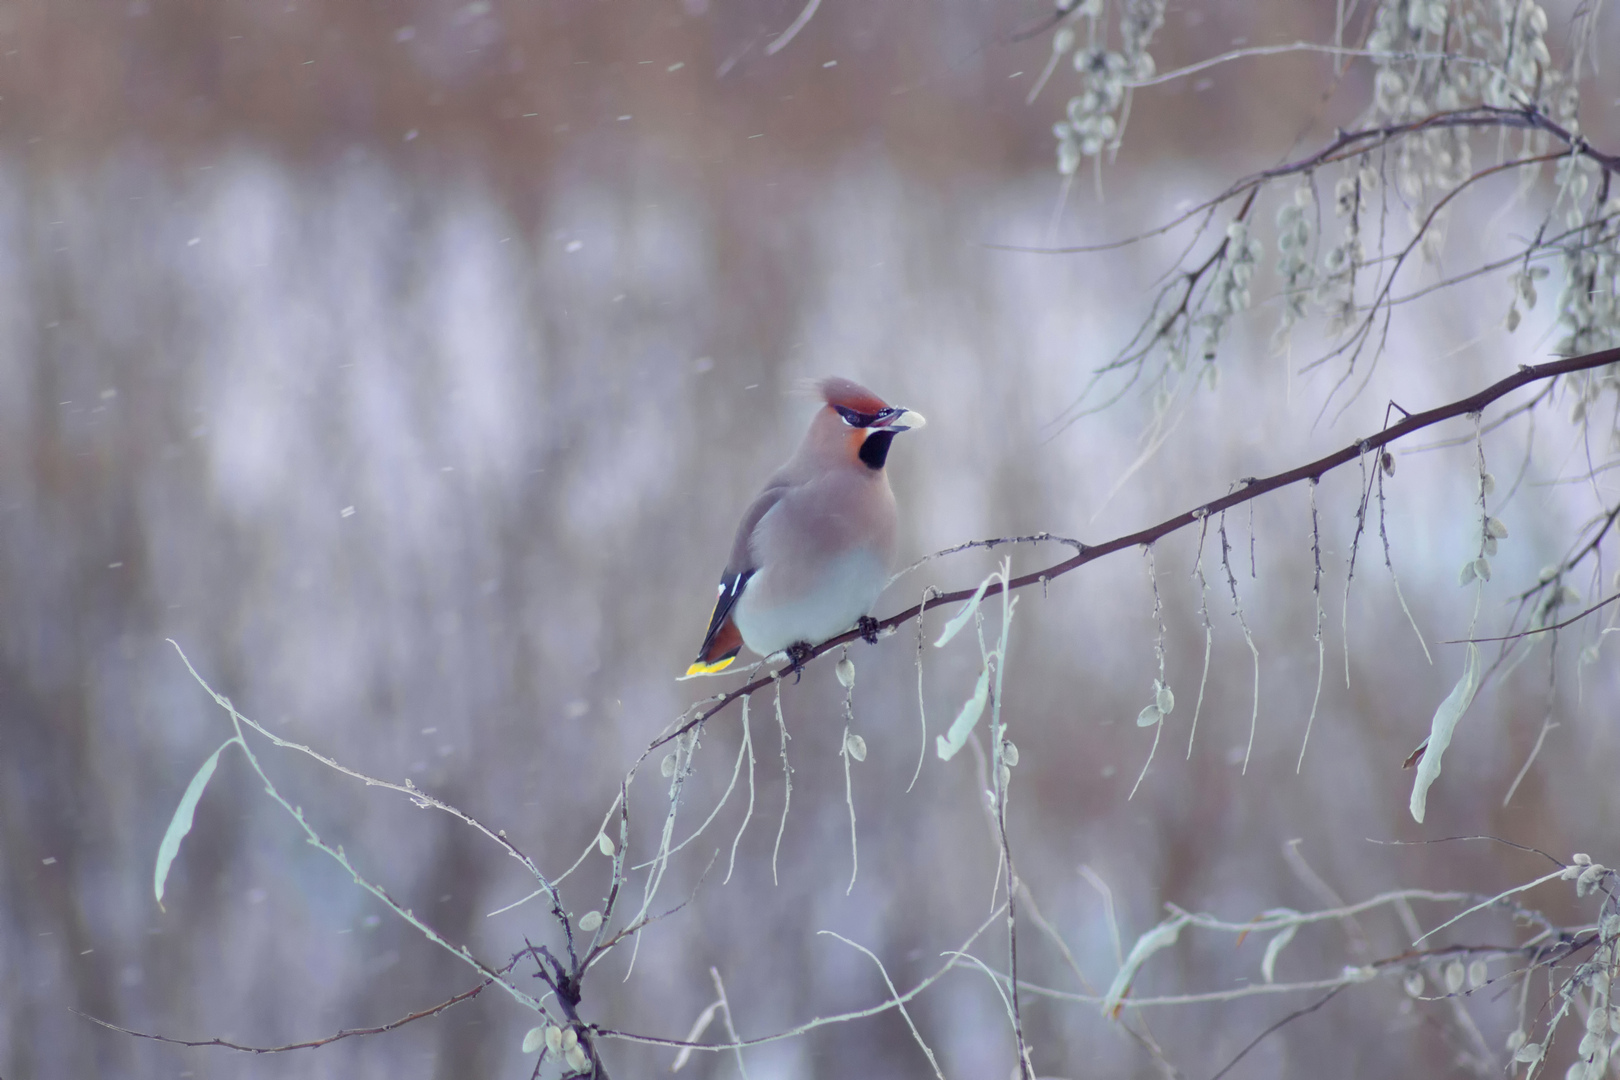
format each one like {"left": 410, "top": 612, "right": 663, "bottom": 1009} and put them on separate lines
{"left": 671, "top": 1000, "right": 721, "bottom": 1071}
{"left": 1101, "top": 915, "right": 1187, "bottom": 1016}
{"left": 1261, "top": 923, "right": 1298, "bottom": 983}
{"left": 1409, "top": 643, "right": 1481, "bottom": 822}
{"left": 936, "top": 665, "right": 991, "bottom": 761}
{"left": 934, "top": 575, "right": 994, "bottom": 648}
{"left": 1402, "top": 739, "right": 1427, "bottom": 769}
{"left": 154, "top": 740, "right": 234, "bottom": 908}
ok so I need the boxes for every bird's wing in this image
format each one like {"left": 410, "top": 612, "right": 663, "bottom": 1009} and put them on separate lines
{"left": 683, "top": 484, "right": 788, "bottom": 676}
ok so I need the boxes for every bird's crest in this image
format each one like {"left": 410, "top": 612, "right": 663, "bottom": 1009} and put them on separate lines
{"left": 815, "top": 377, "right": 891, "bottom": 417}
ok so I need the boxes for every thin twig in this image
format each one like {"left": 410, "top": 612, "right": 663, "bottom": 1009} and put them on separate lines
{"left": 596, "top": 905, "right": 1007, "bottom": 1052}
{"left": 77, "top": 970, "right": 504, "bottom": 1053}
{"left": 1445, "top": 591, "right": 1620, "bottom": 643}
{"left": 1206, "top": 986, "right": 1347, "bottom": 1080}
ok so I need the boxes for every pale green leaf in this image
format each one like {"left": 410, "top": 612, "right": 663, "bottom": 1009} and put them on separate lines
{"left": 934, "top": 575, "right": 994, "bottom": 648}
{"left": 936, "top": 665, "right": 991, "bottom": 761}
{"left": 154, "top": 740, "right": 235, "bottom": 908}
{"left": 1155, "top": 682, "right": 1175, "bottom": 715}
{"left": 1262, "top": 925, "right": 1297, "bottom": 983}
{"left": 1259, "top": 911, "right": 1300, "bottom": 983}
{"left": 1101, "top": 915, "right": 1188, "bottom": 1016}
{"left": 1409, "top": 643, "right": 1481, "bottom": 822}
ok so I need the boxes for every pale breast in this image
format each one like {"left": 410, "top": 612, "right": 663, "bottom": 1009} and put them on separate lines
{"left": 733, "top": 547, "right": 890, "bottom": 656}
{"left": 732, "top": 471, "right": 897, "bottom": 656}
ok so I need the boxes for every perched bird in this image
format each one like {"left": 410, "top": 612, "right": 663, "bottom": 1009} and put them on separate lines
{"left": 682, "top": 377, "right": 926, "bottom": 678}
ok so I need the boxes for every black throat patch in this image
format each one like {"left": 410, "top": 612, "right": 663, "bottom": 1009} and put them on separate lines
{"left": 859, "top": 429, "right": 896, "bottom": 469}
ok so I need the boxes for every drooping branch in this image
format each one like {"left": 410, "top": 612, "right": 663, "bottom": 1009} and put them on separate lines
{"left": 665, "top": 347, "right": 1620, "bottom": 746}
{"left": 995, "top": 105, "right": 1620, "bottom": 258}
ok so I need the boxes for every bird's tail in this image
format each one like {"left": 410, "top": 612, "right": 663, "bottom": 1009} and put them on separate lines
{"left": 680, "top": 611, "right": 742, "bottom": 680}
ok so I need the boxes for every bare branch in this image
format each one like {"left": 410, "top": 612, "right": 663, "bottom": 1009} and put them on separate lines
{"left": 77, "top": 963, "right": 510, "bottom": 1053}
{"left": 1446, "top": 590, "right": 1620, "bottom": 643}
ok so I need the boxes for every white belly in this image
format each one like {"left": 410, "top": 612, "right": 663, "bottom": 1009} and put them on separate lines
{"left": 732, "top": 549, "right": 888, "bottom": 657}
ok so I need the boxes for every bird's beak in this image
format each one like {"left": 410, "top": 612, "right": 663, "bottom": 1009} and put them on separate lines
{"left": 882, "top": 408, "right": 926, "bottom": 432}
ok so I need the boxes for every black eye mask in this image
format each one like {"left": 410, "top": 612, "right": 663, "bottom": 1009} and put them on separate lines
{"left": 834, "top": 405, "right": 899, "bottom": 428}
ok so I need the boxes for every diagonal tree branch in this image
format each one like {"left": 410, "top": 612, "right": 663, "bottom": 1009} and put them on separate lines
{"left": 664, "top": 347, "right": 1620, "bottom": 747}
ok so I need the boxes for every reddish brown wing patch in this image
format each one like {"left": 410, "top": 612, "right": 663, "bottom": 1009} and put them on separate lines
{"left": 817, "top": 377, "right": 891, "bottom": 416}
{"left": 698, "top": 615, "right": 743, "bottom": 667}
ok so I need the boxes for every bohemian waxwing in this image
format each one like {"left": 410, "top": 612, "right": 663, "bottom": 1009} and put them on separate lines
{"left": 682, "top": 377, "right": 926, "bottom": 678}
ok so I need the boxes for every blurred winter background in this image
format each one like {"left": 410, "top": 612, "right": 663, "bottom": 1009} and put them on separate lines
{"left": 2, "top": 1, "right": 1617, "bottom": 1077}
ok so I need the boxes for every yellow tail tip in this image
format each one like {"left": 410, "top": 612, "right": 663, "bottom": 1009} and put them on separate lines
{"left": 680, "top": 656, "right": 735, "bottom": 680}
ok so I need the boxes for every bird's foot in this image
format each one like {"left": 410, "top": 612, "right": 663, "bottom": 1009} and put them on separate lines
{"left": 857, "top": 615, "right": 880, "bottom": 644}
{"left": 784, "top": 641, "right": 814, "bottom": 683}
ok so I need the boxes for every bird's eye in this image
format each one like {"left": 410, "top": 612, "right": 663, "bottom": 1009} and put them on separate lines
{"left": 835, "top": 406, "right": 880, "bottom": 427}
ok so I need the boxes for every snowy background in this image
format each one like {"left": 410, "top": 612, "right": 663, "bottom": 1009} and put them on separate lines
{"left": 1, "top": 2, "right": 1617, "bottom": 1077}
